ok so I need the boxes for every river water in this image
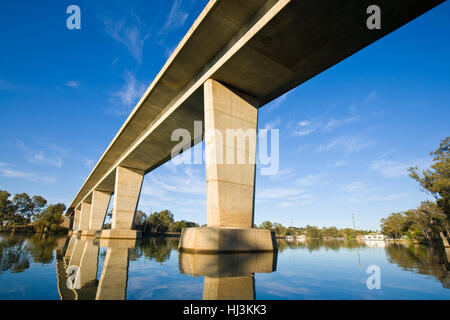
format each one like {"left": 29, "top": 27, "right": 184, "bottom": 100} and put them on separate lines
{"left": 0, "top": 234, "right": 449, "bottom": 300}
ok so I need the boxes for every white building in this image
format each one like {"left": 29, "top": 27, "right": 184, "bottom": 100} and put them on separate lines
{"left": 364, "top": 234, "right": 386, "bottom": 241}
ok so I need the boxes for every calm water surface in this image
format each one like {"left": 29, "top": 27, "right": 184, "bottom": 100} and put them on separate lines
{"left": 0, "top": 234, "right": 449, "bottom": 300}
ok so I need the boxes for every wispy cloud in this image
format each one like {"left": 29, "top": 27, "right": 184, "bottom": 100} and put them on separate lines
{"left": 267, "top": 92, "right": 289, "bottom": 112}
{"left": 161, "top": 0, "right": 189, "bottom": 33}
{"left": 84, "top": 159, "right": 95, "bottom": 169}
{"left": 365, "top": 90, "right": 377, "bottom": 104}
{"left": 100, "top": 10, "right": 150, "bottom": 63}
{"left": 296, "top": 173, "right": 326, "bottom": 187}
{"left": 294, "top": 114, "right": 361, "bottom": 137}
{"left": 257, "top": 187, "right": 304, "bottom": 200}
{"left": 293, "top": 120, "right": 320, "bottom": 136}
{"left": 317, "top": 135, "right": 374, "bottom": 154}
{"left": 141, "top": 166, "right": 205, "bottom": 199}
{"left": 343, "top": 181, "right": 367, "bottom": 193}
{"left": 370, "top": 159, "right": 413, "bottom": 178}
{"left": 334, "top": 160, "right": 348, "bottom": 167}
{"left": 65, "top": 81, "right": 80, "bottom": 89}
{"left": 16, "top": 140, "right": 68, "bottom": 168}
{"left": 344, "top": 192, "right": 409, "bottom": 204}
{"left": 108, "top": 71, "right": 147, "bottom": 115}
{"left": 0, "top": 163, "right": 55, "bottom": 183}
{"left": 268, "top": 167, "right": 295, "bottom": 182}
{"left": 324, "top": 115, "right": 360, "bottom": 131}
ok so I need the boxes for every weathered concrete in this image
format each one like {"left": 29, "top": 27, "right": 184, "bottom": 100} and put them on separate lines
{"left": 111, "top": 167, "right": 143, "bottom": 230}
{"left": 96, "top": 239, "right": 135, "bottom": 300}
{"left": 178, "top": 80, "right": 275, "bottom": 252}
{"left": 204, "top": 79, "right": 258, "bottom": 228}
{"left": 78, "top": 202, "right": 91, "bottom": 232}
{"left": 73, "top": 208, "right": 81, "bottom": 231}
{"left": 99, "top": 166, "right": 143, "bottom": 239}
{"left": 87, "top": 190, "right": 111, "bottom": 233}
{"left": 178, "top": 227, "right": 276, "bottom": 253}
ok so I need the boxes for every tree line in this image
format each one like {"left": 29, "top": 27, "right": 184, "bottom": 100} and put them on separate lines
{"left": 104, "top": 209, "right": 199, "bottom": 234}
{"left": 0, "top": 191, "right": 67, "bottom": 233}
{"left": 258, "top": 221, "right": 374, "bottom": 240}
{"left": 380, "top": 137, "right": 449, "bottom": 245}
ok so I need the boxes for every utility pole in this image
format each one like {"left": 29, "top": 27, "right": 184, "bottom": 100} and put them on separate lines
{"left": 352, "top": 213, "right": 356, "bottom": 230}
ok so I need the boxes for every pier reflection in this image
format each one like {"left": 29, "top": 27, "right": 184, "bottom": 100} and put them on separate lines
{"left": 58, "top": 235, "right": 134, "bottom": 300}
{"left": 179, "top": 251, "right": 277, "bottom": 300}
{"left": 96, "top": 239, "right": 135, "bottom": 300}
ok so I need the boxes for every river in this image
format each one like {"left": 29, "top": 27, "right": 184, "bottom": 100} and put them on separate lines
{"left": 0, "top": 234, "right": 449, "bottom": 300}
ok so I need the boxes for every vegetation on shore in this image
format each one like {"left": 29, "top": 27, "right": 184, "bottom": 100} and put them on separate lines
{"left": 258, "top": 221, "right": 374, "bottom": 239}
{"left": 0, "top": 191, "right": 67, "bottom": 234}
{"left": 381, "top": 137, "right": 449, "bottom": 245}
{"left": 104, "top": 209, "right": 199, "bottom": 235}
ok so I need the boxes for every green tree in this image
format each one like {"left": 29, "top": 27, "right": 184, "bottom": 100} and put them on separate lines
{"left": 273, "top": 223, "right": 287, "bottom": 236}
{"left": 146, "top": 210, "right": 174, "bottom": 233}
{"left": 405, "top": 201, "right": 447, "bottom": 240}
{"left": 0, "top": 191, "right": 16, "bottom": 225}
{"left": 169, "top": 220, "right": 199, "bottom": 232}
{"left": 133, "top": 210, "right": 147, "bottom": 230}
{"left": 380, "top": 213, "right": 410, "bottom": 239}
{"left": 34, "top": 203, "right": 66, "bottom": 233}
{"left": 305, "top": 225, "right": 321, "bottom": 239}
{"left": 260, "top": 221, "right": 273, "bottom": 230}
{"left": 12, "top": 193, "right": 47, "bottom": 225}
{"left": 409, "top": 137, "right": 450, "bottom": 218}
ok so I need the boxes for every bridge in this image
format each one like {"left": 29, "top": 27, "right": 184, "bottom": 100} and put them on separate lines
{"left": 57, "top": 235, "right": 277, "bottom": 300}
{"left": 67, "top": 0, "right": 444, "bottom": 252}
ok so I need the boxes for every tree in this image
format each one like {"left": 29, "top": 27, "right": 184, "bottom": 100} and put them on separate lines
{"left": 133, "top": 210, "right": 147, "bottom": 230}
{"left": 273, "top": 223, "right": 287, "bottom": 236}
{"left": 305, "top": 225, "right": 321, "bottom": 239}
{"left": 0, "top": 191, "right": 16, "bottom": 225}
{"left": 146, "top": 210, "right": 174, "bottom": 233}
{"left": 260, "top": 221, "right": 273, "bottom": 230}
{"left": 322, "top": 226, "right": 342, "bottom": 238}
{"left": 12, "top": 193, "right": 47, "bottom": 225}
{"left": 34, "top": 203, "right": 66, "bottom": 233}
{"left": 409, "top": 137, "right": 450, "bottom": 218}
{"left": 169, "top": 220, "right": 199, "bottom": 232}
{"left": 381, "top": 213, "right": 410, "bottom": 239}
{"left": 405, "top": 201, "right": 447, "bottom": 240}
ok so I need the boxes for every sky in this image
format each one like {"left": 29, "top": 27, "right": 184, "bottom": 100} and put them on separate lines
{"left": 0, "top": 0, "right": 449, "bottom": 231}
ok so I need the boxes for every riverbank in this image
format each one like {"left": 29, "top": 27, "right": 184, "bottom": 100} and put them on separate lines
{"left": 0, "top": 225, "right": 36, "bottom": 233}
{"left": 0, "top": 225, "right": 69, "bottom": 234}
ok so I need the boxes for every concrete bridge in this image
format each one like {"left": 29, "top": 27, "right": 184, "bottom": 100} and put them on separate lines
{"left": 67, "top": 0, "right": 444, "bottom": 252}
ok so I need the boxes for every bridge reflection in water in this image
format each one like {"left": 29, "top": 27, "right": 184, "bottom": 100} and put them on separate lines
{"left": 57, "top": 236, "right": 277, "bottom": 300}
{"left": 179, "top": 251, "right": 277, "bottom": 300}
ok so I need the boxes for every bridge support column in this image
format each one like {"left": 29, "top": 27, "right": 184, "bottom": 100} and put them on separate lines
{"left": 72, "top": 207, "right": 81, "bottom": 232}
{"left": 77, "top": 202, "right": 91, "bottom": 235}
{"left": 81, "top": 190, "right": 111, "bottom": 237}
{"left": 100, "top": 166, "right": 143, "bottom": 239}
{"left": 178, "top": 79, "right": 276, "bottom": 252}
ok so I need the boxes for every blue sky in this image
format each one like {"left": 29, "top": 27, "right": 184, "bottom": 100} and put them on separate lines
{"left": 0, "top": 1, "right": 449, "bottom": 230}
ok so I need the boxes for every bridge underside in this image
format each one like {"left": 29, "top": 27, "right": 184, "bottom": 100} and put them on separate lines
{"left": 67, "top": 0, "right": 444, "bottom": 250}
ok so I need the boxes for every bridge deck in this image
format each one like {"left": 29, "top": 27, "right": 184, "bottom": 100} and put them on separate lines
{"left": 68, "top": 0, "right": 444, "bottom": 212}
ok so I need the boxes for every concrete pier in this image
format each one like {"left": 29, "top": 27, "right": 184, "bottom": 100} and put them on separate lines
{"left": 81, "top": 190, "right": 111, "bottom": 237}
{"left": 100, "top": 167, "right": 143, "bottom": 239}
{"left": 178, "top": 80, "right": 276, "bottom": 252}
